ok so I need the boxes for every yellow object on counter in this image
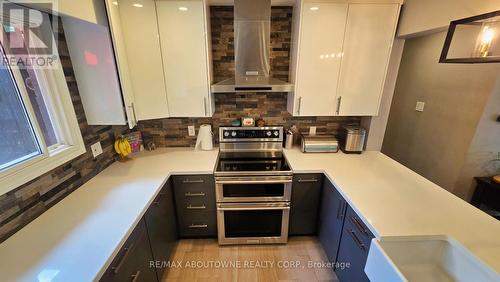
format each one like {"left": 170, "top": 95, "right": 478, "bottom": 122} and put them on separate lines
{"left": 493, "top": 175, "right": 500, "bottom": 184}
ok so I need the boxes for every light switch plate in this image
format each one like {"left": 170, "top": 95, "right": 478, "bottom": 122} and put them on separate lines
{"left": 415, "top": 101, "right": 425, "bottom": 112}
{"left": 309, "top": 126, "right": 317, "bottom": 136}
{"left": 188, "top": 125, "right": 196, "bottom": 137}
{"left": 91, "top": 142, "right": 103, "bottom": 158}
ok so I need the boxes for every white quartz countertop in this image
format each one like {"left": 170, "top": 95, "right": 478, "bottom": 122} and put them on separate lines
{"left": 283, "top": 148, "right": 500, "bottom": 275}
{"left": 0, "top": 148, "right": 219, "bottom": 282}
{"left": 0, "top": 147, "right": 499, "bottom": 282}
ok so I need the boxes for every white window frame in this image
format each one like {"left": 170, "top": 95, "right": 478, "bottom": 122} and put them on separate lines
{"left": 0, "top": 8, "right": 86, "bottom": 195}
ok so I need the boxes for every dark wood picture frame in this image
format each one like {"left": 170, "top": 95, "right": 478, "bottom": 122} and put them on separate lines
{"left": 440, "top": 10, "right": 500, "bottom": 64}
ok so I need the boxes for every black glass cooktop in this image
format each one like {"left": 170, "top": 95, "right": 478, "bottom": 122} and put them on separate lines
{"left": 215, "top": 152, "right": 291, "bottom": 173}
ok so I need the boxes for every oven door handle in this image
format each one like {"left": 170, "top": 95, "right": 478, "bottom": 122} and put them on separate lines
{"left": 215, "top": 179, "right": 292, "bottom": 185}
{"left": 217, "top": 203, "right": 290, "bottom": 211}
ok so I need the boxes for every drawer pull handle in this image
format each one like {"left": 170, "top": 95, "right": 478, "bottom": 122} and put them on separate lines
{"left": 111, "top": 243, "right": 133, "bottom": 274}
{"left": 336, "top": 199, "right": 342, "bottom": 220}
{"left": 187, "top": 205, "right": 206, "bottom": 210}
{"left": 183, "top": 179, "right": 204, "bottom": 184}
{"left": 350, "top": 216, "right": 368, "bottom": 235}
{"left": 298, "top": 178, "right": 318, "bottom": 183}
{"left": 348, "top": 229, "right": 365, "bottom": 251}
{"left": 338, "top": 201, "right": 346, "bottom": 220}
{"left": 189, "top": 224, "right": 208, "bottom": 228}
{"left": 131, "top": 270, "right": 141, "bottom": 282}
{"left": 185, "top": 192, "right": 206, "bottom": 197}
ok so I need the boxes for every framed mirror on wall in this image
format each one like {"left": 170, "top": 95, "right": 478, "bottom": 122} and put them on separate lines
{"left": 440, "top": 10, "right": 500, "bottom": 64}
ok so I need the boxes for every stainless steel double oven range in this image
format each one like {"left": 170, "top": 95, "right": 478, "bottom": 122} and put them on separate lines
{"left": 214, "top": 127, "right": 293, "bottom": 245}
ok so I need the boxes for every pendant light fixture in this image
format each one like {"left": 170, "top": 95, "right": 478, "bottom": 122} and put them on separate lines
{"left": 440, "top": 10, "right": 500, "bottom": 63}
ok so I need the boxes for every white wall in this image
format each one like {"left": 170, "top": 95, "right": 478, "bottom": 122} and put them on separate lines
{"left": 397, "top": 0, "right": 500, "bottom": 38}
{"left": 381, "top": 31, "right": 500, "bottom": 198}
{"left": 364, "top": 38, "right": 405, "bottom": 151}
{"left": 454, "top": 75, "right": 500, "bottom": 200}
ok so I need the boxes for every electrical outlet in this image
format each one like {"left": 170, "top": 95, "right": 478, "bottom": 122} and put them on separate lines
{"left": 188, "top": 125, "right": 196, "bottom": 137}
{"left": 91, "top": 142, "right": 103, "bottom": 158}
{"left": 309, "top": 126, "right": 317, "bottom": 136}
{"left": 415, "top": 101, "right": 425, "bottom": 112}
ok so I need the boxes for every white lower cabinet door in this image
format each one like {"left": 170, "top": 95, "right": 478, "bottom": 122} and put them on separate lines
{"left": 156, "top": 0, "right": 212, "bottom": 117}
{"left": 115, "top": 0, "right": 170, "bottom": 121}
{"left": 336, "top": 4, "right": 400, "bottom": 116}
{"left": 294, "top": 2, "right": 347, "bottom": 116}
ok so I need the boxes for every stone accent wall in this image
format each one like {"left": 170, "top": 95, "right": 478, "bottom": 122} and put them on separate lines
{"left": 0, "top": 19, "right": 129, "bottom": 243}
{"left": 137, "top": 6, "right": 361, "bottom": 147}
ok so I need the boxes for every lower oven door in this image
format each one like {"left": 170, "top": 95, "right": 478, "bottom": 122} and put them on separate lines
{"left": 215, "top": 176, "right": 292, "bottom": 202}
{"left": 217, "top": 202, "right": 290, "bottom": 245}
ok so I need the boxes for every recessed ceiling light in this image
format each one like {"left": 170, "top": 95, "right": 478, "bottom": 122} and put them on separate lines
{"left": 178, "top": 6, "right": 188, "bottom": 11}
{"left": 112, "top": 1, "right": 118, "bottom": 5}
{"left": 132, "top": 3, "right": 143, "bottom": 8}
{"left": 310, "top": 6, "right": 319, "bottom": 11}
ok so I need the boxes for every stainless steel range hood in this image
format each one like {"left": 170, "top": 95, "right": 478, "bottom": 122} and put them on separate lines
{"left": 211, "top": 0, "right": 294, "bottom": 93}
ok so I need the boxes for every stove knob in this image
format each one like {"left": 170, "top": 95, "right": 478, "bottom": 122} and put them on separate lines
{"left": 224, "top": 131, "right": 229, "bottom": 137}
{"left": 266, "top": 131, "right": 272, "bottom": 137}
{"left": 273, "top": 131, "right": 279, "bottom": 137}
{"left": 231, "top": 131, "right": 237, "bottom": 137}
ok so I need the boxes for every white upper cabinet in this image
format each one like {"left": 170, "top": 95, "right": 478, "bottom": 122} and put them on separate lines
{"left": 336, "top": 4, "right": 400, "bottom": 116}
{"left": 156, "top": 0, "right": 213, "bottom": 118}
{"left": 289, "top": 0, "right": 401, "bottom": 117}
{"left": 103, "top": 0, "right": 213, "bottom": 124}
{"left": 115, "top": 0, "right": 170, "bottom": 121}
{"left": 104, "top": 0, "right": 138, "bottom": 128}
{"left": 290, "top": 2, "right": 347, "bottom": 116}
{"left": 62, "top": 16, "right": 127, "bottom": 126}
{"left": 105, "top": 0, "right": 170, "bottom": 124}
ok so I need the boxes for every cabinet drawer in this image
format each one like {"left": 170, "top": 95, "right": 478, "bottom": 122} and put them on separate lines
{"left": 173, "top": 175, "right": 215, "bottom": 205}
{"left": 172, "top": 175, "right": 214, "bottom": 192}
{"left": 344, "top": 206, "right": 374, "bottom": 248}
{"left": 177, "top": 199, "right": 215, "bottom": 212}
{"left": 178, "top": 210, "right": 217, "bottom": 237}
{"left": 101, "top": 219, "right": 157, "bottom": 282}
{"left": 292, "top": 174, "right": 322, "bottom": 211}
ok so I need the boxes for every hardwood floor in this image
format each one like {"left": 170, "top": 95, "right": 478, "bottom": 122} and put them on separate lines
{"left": 161, "top": 237, "right": 338, "bottom": 282}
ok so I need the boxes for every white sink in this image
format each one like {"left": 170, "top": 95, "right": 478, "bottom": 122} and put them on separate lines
{"left": 365, "top": 235, "right": 500, "bottom": 282}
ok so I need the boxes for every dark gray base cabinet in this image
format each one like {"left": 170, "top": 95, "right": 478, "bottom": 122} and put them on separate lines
{"left": 100, "top": 219, "right": 157, "bottom": 282}
{"left": 145, "top": 179, "right": 178, "bottom": 281}
{"left": 289, "top": 174, "right": 323, "bottom": 235}
{"left": 319, "top": 177, "right": 375, "bottom": 282}
{"left": 172, "top": 175, "right": 217, "bottom": 238}
{"left": 101, "top": 180, "right": 178, "bottom": 282}
{"left": 318, "top": 177, "right": 347, "bottom": 263}
{"left": 335, "top": 206, "right": 374, "bottom": 282}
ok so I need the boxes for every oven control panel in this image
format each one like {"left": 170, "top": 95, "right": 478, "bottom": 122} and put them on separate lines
{"left": 219, "top": 127, "right": 283, "bottom": 142}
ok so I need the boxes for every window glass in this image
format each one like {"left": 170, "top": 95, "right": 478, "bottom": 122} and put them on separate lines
{"left": 0, "top": 4, "right": 85, "bottom": 194}
{"left": 0, "top": 63, "right": 41, "bottom": 170}
{"left": 2, "top": 21, "right": 59, "bottom": 147}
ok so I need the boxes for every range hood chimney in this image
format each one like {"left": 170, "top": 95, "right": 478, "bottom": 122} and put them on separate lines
{"left": 211, "top": 0, "right": 294, "bottom": 93}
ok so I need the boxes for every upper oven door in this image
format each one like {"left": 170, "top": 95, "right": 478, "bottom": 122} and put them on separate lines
{"left": 215, "top": 176, "right": 292, "bottom": 202}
